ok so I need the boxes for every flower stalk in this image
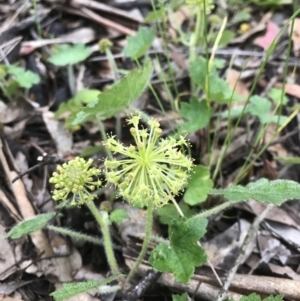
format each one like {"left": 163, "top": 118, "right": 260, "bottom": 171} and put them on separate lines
{"left": 86, "top": 201, "right": 120, "bottom": 275}
{"left": 125, "top": 200, "right": 154, "bottom": 284}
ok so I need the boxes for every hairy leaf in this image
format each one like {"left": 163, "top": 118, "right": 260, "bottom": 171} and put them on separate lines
{"left": 110, "top": 209, "right": 129, "bottom": 225}
{"left": 50, "top": 274, "right": 122, "bottom": 301}
{"left": 240, "top": 293, "right": 283, "bottom": 301}
{"left": 72, "top": 61, "right": 152, "bottom": 124}
{"left": 179, "top": 98, "right": 212, "bottom": 133}
{"left": 7, "top": 213, "right": 56, "bottom": 239}
{"left": 184, "top": 165, "right": 213, "bottom": 205}
{"left": 210, "top": 178, "right": 300, "bottom": 205}
{"left": 149, "top": 217, "right": 207, "bottom": 283}
{"left": 123, "top": 27, "right": 156, "bottom": 59}
{"left": 156, "top": 203, "right": 196, "bottom": 225}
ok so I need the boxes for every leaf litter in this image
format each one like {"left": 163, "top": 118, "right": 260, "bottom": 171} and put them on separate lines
{"left": 0, "top": 1, "right": 300, "bottom": 301}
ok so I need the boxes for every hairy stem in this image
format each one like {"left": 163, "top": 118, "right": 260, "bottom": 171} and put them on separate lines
{"left": 125, "top": 200, "right": 154, "bottom": 284}
{"left": 86, "top": 201, "right": 120, "bottom": 275}
{"left": 47, "top": 225, "right": 104, "bottom": 246}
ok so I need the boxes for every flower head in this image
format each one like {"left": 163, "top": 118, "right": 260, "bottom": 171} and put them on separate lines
{"left": 99, "top": 38, "right": 113, "bottom": 53}
{"left": 103, "top": 115, "right": 193, "bottom": 208}
{"left": 49, "top": 157, "right": 102, "bottom": 206}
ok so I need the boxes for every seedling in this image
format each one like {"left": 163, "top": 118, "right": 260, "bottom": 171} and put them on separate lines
{"left": 48, "top": 43, "right": 92, "bottom": 96}
{"left": 0, "top": 64, "right": 40, "bottom": 100}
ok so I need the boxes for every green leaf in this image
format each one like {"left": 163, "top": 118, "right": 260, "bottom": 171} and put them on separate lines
{"left": 172, "top": 292, "right": 191, "bottom": 301}
{"left": 189, "top": 57, "right": 238, "bottom": 103}
{"left": 0, "top": 64, "right": 7, "bottom": 79}
{"left": 268, "top": 88, "right": 288, "bottom": 105}
{"left": 6, "top": 213, "right": 56, "bottom": 239}
{"left": 149, "top": 217, "right": 208, "bottom": 283}
{"left": 212, "top": 58, "right": 226, "bottom": 69}
{"left": 179, "top": 98, "right": 212, "bottom": 133}
{"left": 218, "top": 30, "right": 235, "bottom": 48}
{"left": 55, "top": 89, "right": 100, "bottom": 129}
{"left": 72, "top": 61, "right": 153, "bottom": 125}
{"left": 209, "top": 178, "right": 300, "bottom": 205}
{"left": 184, "top": 165, "right": 213, "bottom": 205}
{"left": 246, "top": 95, "right": 287, "bottom": 125}
{"left": 240, "top": 293, "right": 283, "bottom": 301}
{"left": 7, "top": 65, "right": 40, "bottom": 89}
{"left": 48, "top": 43, "right": 92, "bottom": 66}
{"left": 274, "top": 156, "right": 300, "bottom": 165}
{"left": 232, "top": 11, "right": 251, "bottom": 22}
{"left": 5, "top": 80, "right": 20, "bottom": 97}
{"left": 219, "top": 105, "right": 245, "bottom": 120}
{"left": 50, "top": 274, "right": 122, "bottom": 301}
{"left": 110, "top": 209, "right": 129, "bottom": 225}
{"left": 123, "top": 27, "right": 156, "bottom": 60}
{"left": 156, "top": 203, "right": 196, "bottom": 225}
{"left": 246, "top": 95, "right": 271, "bottom": 124}
{"left": 145, "top": 9, "right": 165, "bottom": 22}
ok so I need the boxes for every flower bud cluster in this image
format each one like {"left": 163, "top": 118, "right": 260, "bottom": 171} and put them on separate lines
{"left": 49, "top": 157, "right": 102, "bottom": 206}
{"left": 103, "top": 114, "right": 194, "bottom": 208}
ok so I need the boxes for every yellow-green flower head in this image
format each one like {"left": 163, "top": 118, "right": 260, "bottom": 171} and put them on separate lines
{"left": 99, "top": 38, "right": 113, "bottom": 53}
{"left": 186, "top": 0, "right": 214, "bottom": 13}
{"left": 49, "top": 157, "right": 102, "bottom": 206}
{"left": 103, "top": 115, "right": 194, "bottom": 208}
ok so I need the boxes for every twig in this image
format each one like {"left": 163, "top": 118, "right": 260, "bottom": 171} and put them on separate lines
{"left": 216, "top": 203, "right": 274, "bottom": 301}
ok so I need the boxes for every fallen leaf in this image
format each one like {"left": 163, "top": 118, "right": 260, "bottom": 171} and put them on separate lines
{"left": 276, "top": 82, "right": 300, "bottom": 98}
{"left": 42, "top": 111, "right": 73, "bottom": 157}
{"left": 226, "top": 69, "right": 249, "bottom": 105}
{"left": 0, "top": 225, "right": 16, "bottom": 281}
{"left": 253, "top": 20, "right": 280, "bottom": 50}
{"left": 0, "top": 295, "right": 24, "bottom": 301}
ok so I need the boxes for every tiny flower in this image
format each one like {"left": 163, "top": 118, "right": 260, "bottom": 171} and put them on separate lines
{"left": 103, "top": 114, "right": 194, "bottom": 208}
{"left": 49, "top": 157, "right": 102, "bottom": 206}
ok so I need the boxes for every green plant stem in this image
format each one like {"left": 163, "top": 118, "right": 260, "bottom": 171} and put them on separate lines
{"left": 97, "top": 118, "right": 113, "bottom": 159}
{"left": 32, "top": 0, "right": 43, "bottom": 38}
{"left": 125, "top": 200, "right": 154, "bottom": 284}
{"left": 194, "top": 201, "right": 232, "bottom": 219}
{"left": 105, "top": 47, "right": 122, "bottom": 140}
{"left": 86, "top": 201, "right": 120, "bottom": 275}
{"left": 47, "top": 225, "right": 105, "bottom": 247}
{"left": 67, "top": 64, "right": 76, "bottom": 96}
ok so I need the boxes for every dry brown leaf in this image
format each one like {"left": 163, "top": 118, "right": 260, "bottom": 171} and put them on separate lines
{"left": 264, "top": 123, "right": 288, "bottom": 158}
{"left": 203, "top": 219, "right": 253, "bottom": 268}
{"left": 168, "top": 6, "right": 191, "bottom": 39}
{"left": 236, "top": 200, "right": 300, "bottom": 230}
{"left": 253, "top": 20, "right": 280, "bottom": 50}
{"left": 289, "top": 18, "right": 300, "bottom": 56}
{"left": 0, "top": 295, "right": 24, "bottom": 301}
{"left": 275, "top": 82, "right": 300, "bottom": 98}
{"left": 42, "top": 111, "right": 73, "bottom": 157}
{"left": 0, "top": 100, "right": 31, "bottom": 124}
{"left": 268, "top": 262, "right": 300, "bottom": 281}
{"left": 0, "top": 225, "right": 17, "bottom": 281}
{"left": 10, "top": 171, "right": 53, "bottom": 257}
{"left": 227, "top": 69, "right": 249, "bottom": 97}
{"left": 21, "top": 28, "right": 96, "bottom": 53}
{"left": 0, "top": 189, "right": 21, "bottom": 221}
{"left": 125, "top": 258, "right": 243, "bottom": 301}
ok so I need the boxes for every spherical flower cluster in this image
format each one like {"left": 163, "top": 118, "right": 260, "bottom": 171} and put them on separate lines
{"left": 99, "top": 38, "right": 113, "bottom": 53}
{"left": 49, "top": 157, "right": 102, "bottom": 206}
{"left": 103, "top": 115, "right": 194, "bottom": 208}
{"left": 186, "top": 0, "right": 214, "bottom": 13}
